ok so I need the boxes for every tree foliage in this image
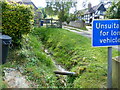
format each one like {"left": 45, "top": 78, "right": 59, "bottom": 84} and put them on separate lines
{"left": 35, "top": 8, "right": 47, "bottom": 20}
{"left": 45, "top": 1, "right": 77, "bottom": 22}
{"left": 106, "top": 1, "right": 120, "bottom": 19}
{"left": 66, "top": 13, "right": 78, "bottom": 24}
{"left": 41, "top": 8, "right": 47, "bottom": 19}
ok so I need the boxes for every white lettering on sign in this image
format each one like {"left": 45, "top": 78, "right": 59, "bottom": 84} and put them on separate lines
{"left": 111, "top": 30, "right": 120, "bottom": 36}
{"left": 96, "top": 23, "right": 120, "bottom": 29}
{"left": 100, "top": 30, "right": 109, "bottom": 36}
{"left": 100, "top": 37, "right": 120, "bottom": 43}
{"left": 99, "top": 30, "right": 120, "bottom": 36}
{"left": 99, "top": 30, "right": 120, "bottom": 44}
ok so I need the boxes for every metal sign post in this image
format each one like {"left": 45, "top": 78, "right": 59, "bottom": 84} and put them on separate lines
{"left": 108, "top": 47, "right": 112, "bottom": 88}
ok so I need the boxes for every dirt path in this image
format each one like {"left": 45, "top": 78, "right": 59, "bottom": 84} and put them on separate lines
{"left": 3, "top": 68, "right": 38, "bottom": 88}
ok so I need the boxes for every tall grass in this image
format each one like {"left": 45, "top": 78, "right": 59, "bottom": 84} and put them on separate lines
{"left": 35, "top": 27, "right": 119, "bottom": 88}
{"left": 2, "top": 27, "right": 119, "bottom": 88}
{"left": 2, "top": 28, "right": 63, "bottom": 88}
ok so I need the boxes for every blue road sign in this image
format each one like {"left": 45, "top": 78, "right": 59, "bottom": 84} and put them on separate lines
{"left": 92, "top": 19, "right": 120, "bottom": 47}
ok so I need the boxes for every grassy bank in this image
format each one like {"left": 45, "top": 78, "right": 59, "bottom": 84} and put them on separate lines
{"left": 66, "top": 25, "right": 88, "bottom": 31}
{"left": 2, "top": 27, "right": 119, "bottom": 88}
{"left": 2, "top": 29, "right": 64, "bottom": 88}
{"left": 35, "top": 27, "right": 119, "bottom": 88}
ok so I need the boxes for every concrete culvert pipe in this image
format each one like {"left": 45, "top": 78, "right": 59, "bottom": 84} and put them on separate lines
{"left": 54, "top": 71, "right": 76, "bottom": 75}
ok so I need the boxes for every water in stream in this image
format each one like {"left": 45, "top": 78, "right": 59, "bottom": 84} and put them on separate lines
{"left": 44, "top": 49, "right": 67, "bottom": 72}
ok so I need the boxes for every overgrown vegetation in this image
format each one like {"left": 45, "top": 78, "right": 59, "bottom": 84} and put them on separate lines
{"left": 2, "top": 27, "right": 119, "bottom": 88}
{"left": 2, "top": 28, "right": 64, "bottom": 88}
{"left": 1, "top": 1, "right": 34, "bottom": 46}
{"left": 35, "top": 27, "right": 119, "bottom": 88}
{"left": 106, "top": 1, "right": 120, "bottom": 19}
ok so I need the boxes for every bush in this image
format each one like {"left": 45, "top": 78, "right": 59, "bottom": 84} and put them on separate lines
{"left": 1, "top": 1, "right": 34, "bottom": 46}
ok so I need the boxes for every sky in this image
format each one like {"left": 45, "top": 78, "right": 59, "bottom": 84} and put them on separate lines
{"left": 31, "top": 0, "right": 109, "bottom": 12}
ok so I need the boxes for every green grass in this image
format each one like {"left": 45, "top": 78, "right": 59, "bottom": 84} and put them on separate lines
{"left": 1, "top": 29, "right": 64, "bottom": 88}
{"left": 66, "top": 25, "right": 88, "bottom": 31}
{"left": 0, "top": 66, "right": 8, "bottom": 89}
{"left": 1, "top": 27, "right": 119, "bottom": 88}
{"left": 35, "top": 27, "right": 119, "bottom": 88}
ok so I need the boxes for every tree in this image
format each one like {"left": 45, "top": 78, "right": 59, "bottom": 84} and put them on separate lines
{"left": 41, "top": 8, "right": 47, "bottom": 19}
{"left": 110, "top": 0, "right": 119, "bottom": 3}
{"left": 66, "top": 13, "right": 78, "bottom": 24}
{"left": 45, "top": 0, "right": 77, "bottom": 22}
{"left": 106, "top": 1, "right": 120, "bottom": 19}
{"left": 35, "top": 8, "right": 47, "bottom": 19}
{"left": 45, "top": 2, "right": 54, "bottom": 18}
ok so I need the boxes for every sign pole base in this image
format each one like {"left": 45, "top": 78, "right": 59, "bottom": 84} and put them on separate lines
{"left": 107, "top": 47, "right": 112, "bottom": 88}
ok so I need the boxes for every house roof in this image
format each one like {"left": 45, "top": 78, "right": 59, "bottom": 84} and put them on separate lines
{"left": 84, "top": 3, "right": 106, "bottom": 14}
{"left": 22, "top": 0, "right": 38, "bottom": 10}
{"left": 76, "top": 2, "right": 111, "bottom": 15}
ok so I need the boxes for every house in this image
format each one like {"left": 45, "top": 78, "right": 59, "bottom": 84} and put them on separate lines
{"left": 78, "top": 2, "right": 112, "bottom": 25}
{"left": 7, "top": 0, "right": 38, "bottom": 10}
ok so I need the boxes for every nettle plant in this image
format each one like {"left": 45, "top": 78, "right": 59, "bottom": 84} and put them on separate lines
{"left": 1, "top": 1, "right": 34, "bottom": 46}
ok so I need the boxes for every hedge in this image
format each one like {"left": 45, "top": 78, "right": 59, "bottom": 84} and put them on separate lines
{"left": 1, "top": 1, "right": 34, "bottom": 46}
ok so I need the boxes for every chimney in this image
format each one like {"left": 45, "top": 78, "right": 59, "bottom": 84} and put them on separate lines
{"left": 88, "top": 3, "right": 92, "bottom": 10}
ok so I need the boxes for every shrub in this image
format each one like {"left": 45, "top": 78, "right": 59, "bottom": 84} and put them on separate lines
{"left": 106, "top": 1, "right": 120, "bottom": 19}
{"left": 1, "top": 1, "right": 34, "bottom": 46}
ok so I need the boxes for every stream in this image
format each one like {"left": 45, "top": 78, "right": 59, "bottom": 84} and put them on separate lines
{"left": 44, "top": 49, "right": 68, "bottom": 87}
{"left": 44, "top": 49, "right": 67, "bottom": 72}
